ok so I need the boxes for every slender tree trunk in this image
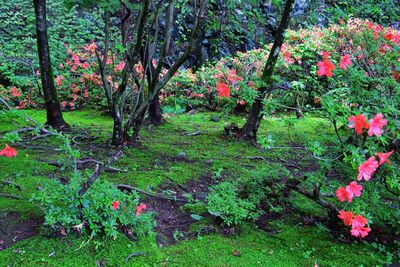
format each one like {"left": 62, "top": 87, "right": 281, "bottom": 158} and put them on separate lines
{"left": 148, "top": 97, "right": 163, "bottom": 125}
{"left": 33, "top": 0, "right": 68, "bottom": 129}
{"left": 111, "top": 109, "right": 123, "bottom": 147}
{"left": 239, "top": 0, "right": 295, "bottom": 142}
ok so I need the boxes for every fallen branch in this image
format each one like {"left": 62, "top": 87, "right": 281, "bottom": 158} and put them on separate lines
{"left": 0, "top": 180, "right": 22, "bottom": 190}
{"left": 78, "top": 164, "right": 102, "bottom": 196}
{"left": 125, "top": 252, "right": 146, "bottom": 261}
{"left": 117, "top": 184, "right": 187, "bottom": 202}
{"left": 0, "top": 193, "right": 22, "bottom": 199}
{"left": 45, "top": 159, "right": 127, "bottom": 173}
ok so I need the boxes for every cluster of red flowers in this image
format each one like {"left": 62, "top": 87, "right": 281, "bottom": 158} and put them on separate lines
{"left": 112, "top": 201, "right": 147, "bottom": 216}
{"left": 336, "top": 114, "right": 394, "bottom": 238}
{"left": 0, "top": 145, "right": 18, "bottom": 158}
{"left": 316, "top": 51, "right": 351, "bottom": 77}
{"left": 348, "top": 113, "right": 388, "bottom": 137}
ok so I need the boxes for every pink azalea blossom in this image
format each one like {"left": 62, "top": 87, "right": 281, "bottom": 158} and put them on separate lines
{"left": 357, "top": 156, "right": 379, "bottom": 181}
{"left": 135, "top": 203, "right": 147, "bottom": 216}
{"left": 377, "top": 150, "right": 394, "bottom": 166}
{"left": 340, "top": 54, "right": 351, "bottom": 70}
{"left": 368, "top": 113, "right": 387, "bottom": 137}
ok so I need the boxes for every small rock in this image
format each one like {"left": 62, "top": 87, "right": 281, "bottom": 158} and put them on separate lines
{"left": 210, "top": 116, "right": 220, "bottom": 122}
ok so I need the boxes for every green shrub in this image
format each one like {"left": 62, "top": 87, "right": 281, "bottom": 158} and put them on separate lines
{"left": 31, "top": 171, "right": 154, "bottom": 239}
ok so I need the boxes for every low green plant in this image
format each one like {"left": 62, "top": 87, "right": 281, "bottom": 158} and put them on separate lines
{"left": 31, "top": 171, "right": 154, "bottom": 239}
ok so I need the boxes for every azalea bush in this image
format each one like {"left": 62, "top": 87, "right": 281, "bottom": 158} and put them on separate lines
{"left": 31, "top": 171, "right": 154, "bottom": 239}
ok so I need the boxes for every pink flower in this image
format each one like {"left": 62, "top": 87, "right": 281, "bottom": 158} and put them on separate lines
{"left": 340, "top": 54, "right": 351, "bottom": 70}
{"left": 357, "top": 157, "right": 379, "bottom": 181}
{"left": 338, "top": 210, "right": 354, "bottom": 226}
{"left": 135, "top": 203, "right": 147, "bottom": 216}
{"left": 227, "top": 69, "right": 243, "bottom": 83}
{"left": 112, "top": 201, "right": 120, "bottom": 210}
{"left": 351, "top": 226, "right": 371, "bottom": 238}
{"left": 0, "top": 145, "right": 18, "bottom": 158}
{"left": 114, "top": 61, "right": 126, "bottom": 72}
{"left": 336, "top": 187, "right": 352, "bottom": 202}
{"left": 348, "top": 114, "right": 369, "bottom": 134}
{"left": 368, "top": 113, "right": 387, "bottom": 137}
{"left": 56, "top": 75, "right": 64, "bottom": 86}
{"left": 346, "top": 181, "right": 362, "bottom": 198}
{"left": 216, "top": 82, "right": 230, "bottom": 98}
{"left": 377, "top": 150, "right": 394, "bottom": 166}
{"left": 61, "top": 101, "right": 67, "bottom": 108}
{"left": 351, "top": 215, "right": 370, "bottom": 238}
{"left": 317, "top": 58, "right": 335, "bottom": 77}
{"left": 82, "top": 62, "right": 90, "bottom": 70}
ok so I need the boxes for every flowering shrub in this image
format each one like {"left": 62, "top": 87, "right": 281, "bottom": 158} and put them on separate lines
{"left": 31, "top": 171, "right": 154, "bottom": 239}
{"left": 335, "top": 113, "right": 394, "bottom": 238}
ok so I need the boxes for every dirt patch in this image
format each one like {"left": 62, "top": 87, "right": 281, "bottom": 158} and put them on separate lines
{"left": 145, "top": 173, "right": 217, "bottom": 246}
{"left": 0, "top": 212, "right": 42, "bottom": 251}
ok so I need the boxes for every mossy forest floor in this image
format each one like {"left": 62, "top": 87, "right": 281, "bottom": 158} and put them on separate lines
{"left": 0, "top": 110, "right": 389, "bottom": 266}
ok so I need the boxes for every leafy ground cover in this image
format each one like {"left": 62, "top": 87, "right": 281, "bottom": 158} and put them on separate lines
{"left": 0, "top": 110, "right": 393, "bottom": 266}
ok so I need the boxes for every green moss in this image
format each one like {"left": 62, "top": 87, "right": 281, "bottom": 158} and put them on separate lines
{"left": 0, "top": 110, "right": 389, "bottom": 265}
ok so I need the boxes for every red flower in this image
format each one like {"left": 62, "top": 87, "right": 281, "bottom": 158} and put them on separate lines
{"left": 368, "top": 113, "right": 387, "bottom": 137}
{"left": 340, "top": 54, "right": 351, "bottom": 70}
{"left": 348, "top": 114, "right": 369, "bottom": 134}
{"left": 346, "top": 181, "right": 362, "bottom": 198}
{"left": 284, "top": 52, "right": 295, "bottom": 65}
{"left": 135, "top": 203, "right": 147, "bottom": 216}
{"left": 336, "top": 187, "right": 352, "bottom": 202}
{"left": 352, "top": 215, "right": 368, "bottom": 228}
{"left": 338, "top": 210, "right": 354, "bottom": 226}
{"left": 10, "top": 86, "right": 21, "bottom": 97}
{"left": 357, "top": 156, "right": 379, "bottom": 181}
{"left": 227, "top": 69, "right": 242, "bottom": 84}
{"left": 216, "top": 82, "right": 230, "bottom": 98}
{"left": 322, "top": 51, "right": 330, "bottom": 59}
{"left": 112, "top": 201, "right": 120, "bottom": 210}
{"left": 0, "top": 145, "right": 18, "bottom": 158}
{"left": 377, "top": 150, "right": 394, "bottom": 166}
{"left": 317, "top": 58, "right": 335, "bottom": 77}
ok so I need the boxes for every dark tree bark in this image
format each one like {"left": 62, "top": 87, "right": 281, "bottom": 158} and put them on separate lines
{"left": 33, "top": 0, "right": 68, "bottom": 129}
{"left": 148, "top": 97, "right": 163, "bottom": 125}
{"left": 239, "top": 0, "right": 295, "bottom": 142}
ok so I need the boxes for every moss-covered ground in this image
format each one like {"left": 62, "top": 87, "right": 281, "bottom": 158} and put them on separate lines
{"left": 0, "top": 109, "right": 389, "bottom": 266}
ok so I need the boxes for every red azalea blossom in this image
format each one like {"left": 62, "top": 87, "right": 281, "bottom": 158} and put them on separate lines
{"left": 348, "top": 114, "right": 369, "bottom": 134}
{"left": 284, "top": 52, "right": 295, "bottom": 65}
{"left": 336, "top": 187, "right": 353, "bottom": 202}
{"left": 82, "top": 62, "right": 90, "bottom": 70}
{"left": 10, "top": 86, "right": 21, "bottom": 97}
{"left": 0, "top": 145, "right": 18, "bottom": 158}
{"left": 368, "top": 113, "right": 387, "bottom": 137}
{"left": 338, "top": 210, "right": 354, "bottom": 226}
{"left": 216, "top": 82, "right": 230, "bottom": 98}
{"left": 357, "top": 156, "right": 379, "bottom": 181}
{"left": 112, "top": 201, "right": 120, "bottom": 210}
{"left": 377, "top": 150, "right": 394, "bottom": 166}
{"left": 322, "top": 51, "right": 330, "bottom": 59}
{"left": 135, "top": 203, "right": 147, "bottom": 216}
{"left": 340, "top": 54, "right": 351, "bottom": 70}
{"left": 227, "top": 69, "right": 243, "bottom": 83}
{"left": 317, "top": 58, "right": 335, "bottom": 77}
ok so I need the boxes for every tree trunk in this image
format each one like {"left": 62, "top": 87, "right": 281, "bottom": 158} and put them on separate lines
{"left": 33, "top": 0, "right": 68, "bottom": 129}
{"left": 111, "top": 113, "right": 123, "bottom": 147}
{"left": 148, "top": 97, "right": 163, "bottom": 125}
{"left": 239, "top": 0, "right": 295, "bottom": 142}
